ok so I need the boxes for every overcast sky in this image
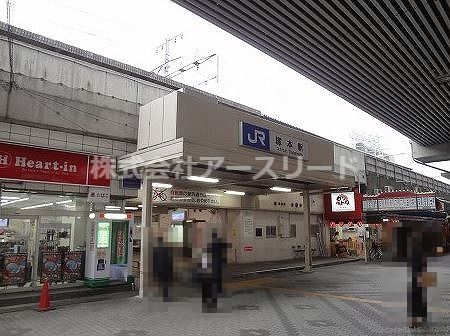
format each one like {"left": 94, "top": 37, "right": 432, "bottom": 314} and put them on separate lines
{"left": 2, "top": 0, "right": 449, "bottom": 183}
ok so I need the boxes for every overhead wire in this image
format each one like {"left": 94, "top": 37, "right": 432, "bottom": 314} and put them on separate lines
{"left": 42, "top": 0, "right": 140, "bottom": 33}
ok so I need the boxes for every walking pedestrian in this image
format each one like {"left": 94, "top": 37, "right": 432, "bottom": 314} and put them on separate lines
{"left": 152, "top": 235, "right": 174, "bottom": 301}
{"left": 199, "top": 230, "right": 227, "bottom": 312}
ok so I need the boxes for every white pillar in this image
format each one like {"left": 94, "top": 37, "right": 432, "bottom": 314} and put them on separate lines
{"left": 139, "top": 173, "right": 153, "bottom": 298}
{"left": 303, "top": 190, "right": 312, "bottom": 272}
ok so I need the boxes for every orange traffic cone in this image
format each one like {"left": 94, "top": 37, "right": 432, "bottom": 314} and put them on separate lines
{"left": 37, "top": 280, "right": 52, "bottom": 312}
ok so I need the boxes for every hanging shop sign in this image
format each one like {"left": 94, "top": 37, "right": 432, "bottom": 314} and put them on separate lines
{"left": 2, "top": 253, "right": 27, "bottom": 285}
{"left": 331, "top": 192, "right": 356, "bottom": 212}
{"left": 41, "top": 252, "right": 62, "bottom": 283}
{"left": 111, "top": 221, "right": 129, "bottom": 265}
{"left": 239, "top": 121, "right": 309, "bottom": 160}
{"left": 363, "top": 193, "right": 437, "bottom": 212}
{"left": 87, "top": 187, "right": 111, "bottom": 203}
{"left": 0, "top": 142, "right": 110, "bottom": 186}
{"left": 152, "top": 188, "right": 221, "bottom": 206}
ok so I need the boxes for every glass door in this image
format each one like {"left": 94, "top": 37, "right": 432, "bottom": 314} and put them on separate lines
{"left": 0, "top": 216, "right": 38, "bottom": 293}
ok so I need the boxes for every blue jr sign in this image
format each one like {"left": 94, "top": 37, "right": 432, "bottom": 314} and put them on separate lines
{"left": 240, "top": 122, "right": 270, "bottom": 151}
{"left": 239, "top": 121, "right": 310, "bottom": 160}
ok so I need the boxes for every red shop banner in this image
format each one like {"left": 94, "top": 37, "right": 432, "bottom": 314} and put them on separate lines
{"left": 0, "top": 142, "right": 110, "bottom": 186}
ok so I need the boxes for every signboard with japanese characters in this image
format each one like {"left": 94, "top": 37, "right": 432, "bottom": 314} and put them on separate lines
{"left": 362, "top": 199, "right": 378, "bottom": 212}
{"left": 331, "top": 192, "right": 356, "bottom": 212}
{"left": 270, "top": 131, "right": 308, "bottom": 160}
{"left": 363, "top": 194, "right": 437, "bottom": 212}
{"left": 242, "top": 211, "right": 254, "bottom": 239}
{"left": 87, "top": 187, "right": 111, "bottom": 204}
{"left": 152, "top": 188, "right": 221, "bottom": 206}
{"left": 239, "top": 121, "right": 309, "bottom": 160}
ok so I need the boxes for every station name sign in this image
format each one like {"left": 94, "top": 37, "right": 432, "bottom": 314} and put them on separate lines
{"left": 363, "top": 194, "right": 436, "bottom": 212}
{"left": 239, "top": 121, "right": 309, "bottom": 160}
{"left": 0, "top": 142, "right": 110, "bottom": 186}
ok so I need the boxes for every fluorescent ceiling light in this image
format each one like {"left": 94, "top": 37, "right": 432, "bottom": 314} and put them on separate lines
{"left": 103, "top": 213, "right": 128, "bottom": 220}
{"left": 124, "top": 206, "right": 139, "bottom": 210}
{"left": 21, "top": 202, "right": 54, "bottom": 210}
{"left": 173, "top": 197, "right": 192, "bottom": 200}
{"left": 206, "top": 193, "right": 220, "bottom": 196}
{"left": 152, "top": 182, "right": 173, "bottom": 188}
{"left": 56, "top": 199, "right": 73, "bottom": 205}
{"left": 224, "top": 190, "right": 245, "bottom": 196}
{"left": 138, "top": 204, "right": 143, "bottom": 208}
{"left": 1, "top": 196, "right": 20, "bottom": 200}
{"left": 105, "top": 206, "right": 121, "bottom": 211}
{"left": 270, "top": 186, "right": 292, "bottom": 192}
{"left": 1, "top": 198, "right": 30, "bottom": 206}
{"left": 187, "top": 176, "right": 219, "bottom": 183}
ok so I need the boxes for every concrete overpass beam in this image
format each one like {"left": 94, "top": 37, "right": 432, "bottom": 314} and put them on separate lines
{"left": 411, "top": 141, "right": 450, "bottom": 163}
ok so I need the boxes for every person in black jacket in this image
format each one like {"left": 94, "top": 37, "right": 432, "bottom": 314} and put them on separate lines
{"left": 152, "top": 236, "right": 174, "bottom": 301}
{"left": 200, "top": 230, "right": 227, "bottom": 312}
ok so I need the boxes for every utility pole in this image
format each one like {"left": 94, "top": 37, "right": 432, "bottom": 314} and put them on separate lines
{"left": 155, "top": 33, "right": 183, "bottom": 76}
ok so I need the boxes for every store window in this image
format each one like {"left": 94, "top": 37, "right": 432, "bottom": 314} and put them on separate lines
{"left": 266, "top": 226, "right": 277, "bottom": 238}
{"left": 38, "top": 216, "right": 86, "bottom": 284}
{"left": 0, "top": 217, "right": 37, "bottom": 290}
{"left": 0, "top": 191, "right": 88, "bottom": 291}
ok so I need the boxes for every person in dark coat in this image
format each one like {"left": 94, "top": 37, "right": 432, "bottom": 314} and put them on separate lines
{"left": 200, "top": 230, "right": 227, "bottom": 312}
{"left": 153, "top": 236, "right": 174, "bottom": 301}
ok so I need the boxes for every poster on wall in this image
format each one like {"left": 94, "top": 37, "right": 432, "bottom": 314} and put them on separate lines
{"left": 2, "top": 254, "right": 27, "bottom": 285}
{"left": 278, "top": 214, "right": 289, "bottom": 238}
{"left": 242, "top": 211, "right": 254, "bottom": 239}
{"left": 41, "top": 252, "right": 62, "bottom": 283}
{"left": 63, "top": 252, "right": 84, "bottom": 281}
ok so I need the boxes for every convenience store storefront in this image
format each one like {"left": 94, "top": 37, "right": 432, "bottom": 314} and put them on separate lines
{"left": 0, "top": 142, "right": 111, "bottom": 293}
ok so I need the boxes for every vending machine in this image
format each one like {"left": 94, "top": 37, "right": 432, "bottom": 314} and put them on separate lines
{"left": 85, "top": 212, "right": 134, "bottom": 287}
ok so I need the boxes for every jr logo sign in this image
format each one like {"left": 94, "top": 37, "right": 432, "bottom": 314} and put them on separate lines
{"left": 240, "top": 122, "right": 270, "bottom": 151}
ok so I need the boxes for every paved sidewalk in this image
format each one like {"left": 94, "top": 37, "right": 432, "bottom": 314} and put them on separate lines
{"left": 231, "top": 257, "right": 361, "bottom": 278}
{"left": 1, "top": 259, "right": 449, "bottom": 336}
